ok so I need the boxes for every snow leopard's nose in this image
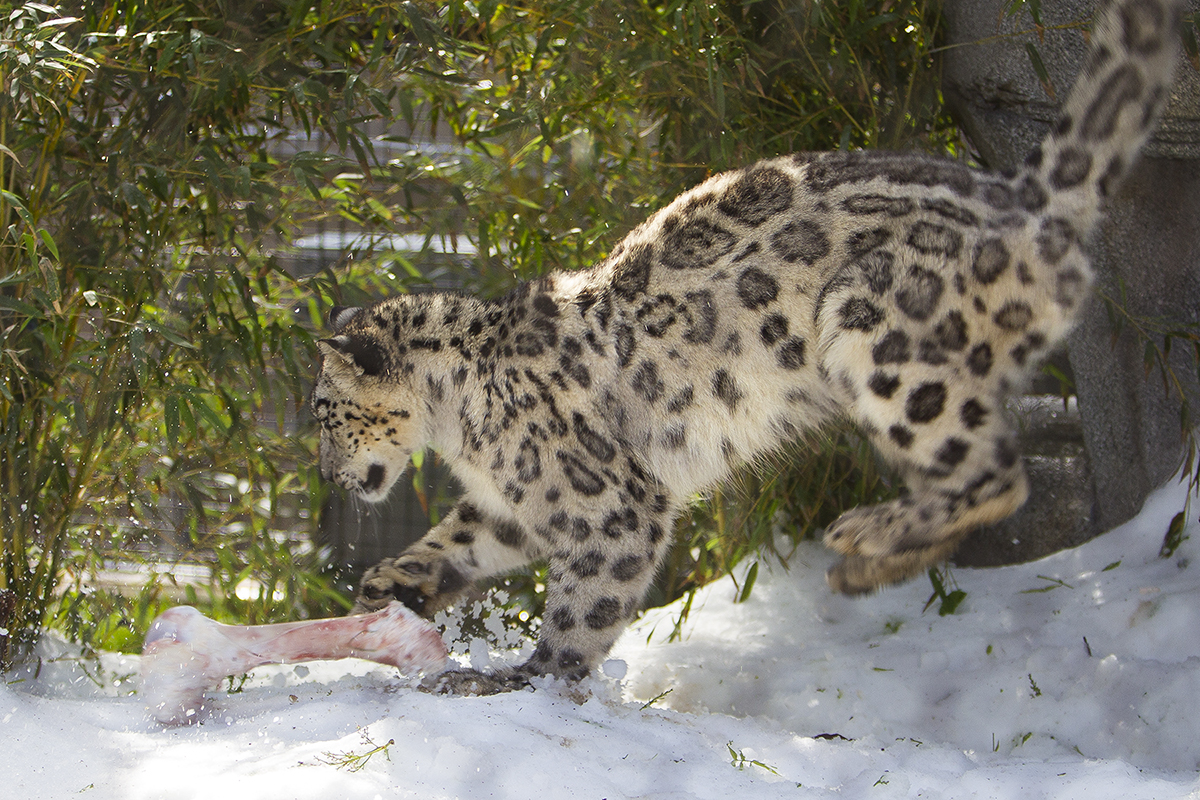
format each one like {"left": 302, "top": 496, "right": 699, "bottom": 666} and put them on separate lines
{"left": 362, "top": 463, "right": 386, "bottom": 494}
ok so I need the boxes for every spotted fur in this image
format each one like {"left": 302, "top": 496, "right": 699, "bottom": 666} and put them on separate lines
{"left": 311, "top": 0, "right": 1182, "bottom": 694}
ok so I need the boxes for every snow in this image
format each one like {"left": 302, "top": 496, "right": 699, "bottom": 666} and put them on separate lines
{"left": 5, "top": 474, "right": 1200, "bottom": 799}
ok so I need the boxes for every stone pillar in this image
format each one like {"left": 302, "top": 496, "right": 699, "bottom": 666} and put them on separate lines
{"left": 941, "top": 0, "right": 1200, "bottom": 562}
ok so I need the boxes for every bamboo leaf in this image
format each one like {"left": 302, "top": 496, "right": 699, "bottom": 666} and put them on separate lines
{"left": 37, "top": 229, "right": 59, "bottom": 261}
{"left": 1025, "top": 43, "right": 1055, "bottom": 99}
{"left": 141, "top": 321, "right": 198, "bottom": 350}
{"left": 165, "top": 395, "right": 180, "bottom": 450}
{"left": 0, "top": 143, "right": 23, "bottom": 165}
{"left": 72, "top": 399, "right": 88, "bottom": 439}
{"left": 736, "top": 561, "right": 758, "bottom": 603}
{"left": 1160, "top": 511, "right": 1189, "bottom": 558}
{"left": 0, "top": 295, "right": 44, "bottom": 318}
{"left": 1028, "top": 0, "right": 1043, "bottom": 28}
{"left": 402, "top": 2, "right": 439, "bottom": 49}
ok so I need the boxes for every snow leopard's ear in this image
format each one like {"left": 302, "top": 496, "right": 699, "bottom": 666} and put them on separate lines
{"left": 318, "top": 334, "right": 388, "bottom": 377}
{"left": 328, "top": 306, "right": 362, "bottom": 332}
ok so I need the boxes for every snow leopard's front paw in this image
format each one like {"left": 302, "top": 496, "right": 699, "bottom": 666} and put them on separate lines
{"left": 352, "top": 554, "right": 468, "bottom": 617}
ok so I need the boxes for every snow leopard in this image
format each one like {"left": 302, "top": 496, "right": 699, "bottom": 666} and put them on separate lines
{"left": 311, "top": 0, "right": 1183, "bottom": 694}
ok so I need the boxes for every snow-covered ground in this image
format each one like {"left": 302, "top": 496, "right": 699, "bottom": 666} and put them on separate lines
{"left": 5, "top": 474, "right": 1200, "bottom": 799}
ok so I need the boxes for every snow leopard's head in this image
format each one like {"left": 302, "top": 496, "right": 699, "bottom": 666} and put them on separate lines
{"left": 311, "top": 305, "right": 424, "bottom": 503}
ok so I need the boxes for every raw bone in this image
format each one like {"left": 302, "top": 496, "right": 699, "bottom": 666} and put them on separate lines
{"left": 140, "top": 603, "right": 448, "bottom": 724}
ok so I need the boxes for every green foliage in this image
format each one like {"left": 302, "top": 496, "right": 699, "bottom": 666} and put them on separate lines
{"left": 1161, "top": 510, "right": 1189, "bottom": 559}
{"left": 1, "top": 0, "right": 433, "bottom": 659}
{"left": 378, "top": 0, "right": 955, "bottom": 291}
{"left": 726, "top": 740, "right": 780, "bottom": 775}
{"left": 923, "top": 566, "right": 966, "bottom": 616}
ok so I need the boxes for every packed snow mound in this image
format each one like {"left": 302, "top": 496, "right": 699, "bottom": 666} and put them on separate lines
{"left": 615, "top": 473, "right": 1200, "bottom": 771}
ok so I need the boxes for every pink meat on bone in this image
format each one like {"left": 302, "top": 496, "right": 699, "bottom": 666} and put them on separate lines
{"left": 140, "top": 603, "right": 448, "bottom": 724}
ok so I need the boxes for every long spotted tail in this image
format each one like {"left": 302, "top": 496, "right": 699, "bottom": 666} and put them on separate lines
{"left": 1021, "top": 0, "right": 1182, "bottom": 230}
